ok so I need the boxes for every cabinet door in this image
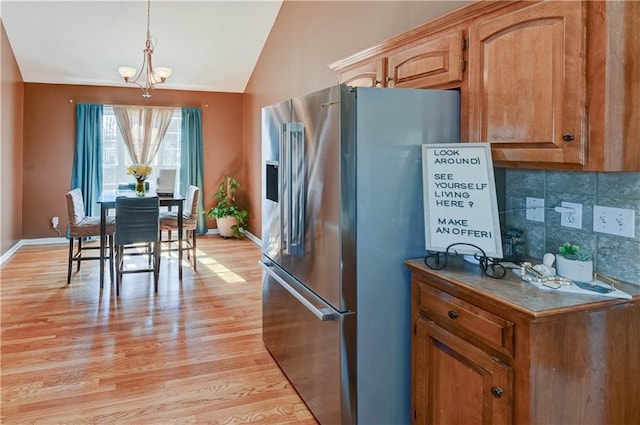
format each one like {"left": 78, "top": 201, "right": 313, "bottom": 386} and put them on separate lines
{"left": 413, "top": 318, "right": 512, "bottom": 425}
{"left": 468, "top": 1, "right": 586, "bottom": 165}
{"left": 338, "top": 59, "right": 386, "bottom": 88}
{"left": 387, "top": 30, "right": 464, "bottom": 89}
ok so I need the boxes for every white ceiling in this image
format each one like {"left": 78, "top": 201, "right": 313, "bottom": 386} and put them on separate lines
{"left": 0, "top": 0, "right": 283, "bottom": 93}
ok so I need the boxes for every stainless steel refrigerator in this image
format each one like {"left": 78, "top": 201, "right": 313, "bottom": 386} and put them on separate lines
{"left": 261, "top": 85, "right": 460, "bottom": 424}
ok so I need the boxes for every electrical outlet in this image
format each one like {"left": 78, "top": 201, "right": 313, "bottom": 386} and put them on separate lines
{"left": 593, "top": 205, "right": 635, "bottom": 238}
{"left": 560, "top": 201, "right": 582, "bottom": 229}
{"left": 526, "top": 197, "right": 545, "bottom": 222}
{"left": 52, "top": 216, "right": 59, "bottom": 228}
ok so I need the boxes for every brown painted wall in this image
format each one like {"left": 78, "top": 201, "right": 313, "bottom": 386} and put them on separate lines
{"left": 1, "top": 20, "right": 24, "bottom": 256}
{"left": 6, "top": 1, "right": 469, "bottom": 246}
{"left": 22, "top": 83, "right": 243, "bottom": 238}
{"left": 242, "top": 1, "right": 470, "bottom": 238}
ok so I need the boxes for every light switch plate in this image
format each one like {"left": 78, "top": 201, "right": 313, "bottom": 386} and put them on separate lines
{"left": 526, "top": 197, "right": 544, "bottom": 222}
{"left": 560, "top": 201, "right": 582, "bottom": 229}
{"left": 593, "top": 205, "right": 635, "bottom": 238}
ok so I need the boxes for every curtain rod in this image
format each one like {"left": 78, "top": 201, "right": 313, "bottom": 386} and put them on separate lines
{"left": 69, "top": 100, "right": 204, "bottom": 109}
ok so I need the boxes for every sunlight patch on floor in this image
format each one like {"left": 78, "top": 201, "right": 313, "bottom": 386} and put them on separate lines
{"left": 121, "top": 246, "right": 247, "bottom": 283}
{"left": 160, "top": 248, "right": 196, "bottom": 267}
{"left": 120, "top": 254, "right": 153, "bottom": 271}
{"left": 199, "top": 256, "right": 246, "bottom": 283}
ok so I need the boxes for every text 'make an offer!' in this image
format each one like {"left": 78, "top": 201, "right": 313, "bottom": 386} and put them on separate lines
{"left": 421, "top": 143, "right": 503, "bottom": 258}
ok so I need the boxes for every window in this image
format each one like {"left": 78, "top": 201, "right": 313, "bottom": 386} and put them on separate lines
{"left": 102, "top": 106, "right": 182, "bottom": 191}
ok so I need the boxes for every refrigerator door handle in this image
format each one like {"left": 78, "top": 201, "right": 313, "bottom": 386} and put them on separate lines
{"left": 260, "top": 261, "right": 336, "bottom": 321}
{"left": 280, "top": 123, "right": 290, "bottom": 255}
{"left": 288, "top": 122, "right": 305, "bottom": 256}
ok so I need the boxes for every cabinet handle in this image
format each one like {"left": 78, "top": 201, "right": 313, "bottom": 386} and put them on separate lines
{"left": 447, "top": 310, "right": 459, "bottom": 319}
{"left": 562, "top": 133, "right": 575, "bottom": 142}
{"left": 387, "top": 77, "right": 394, "bottom": 82}
{"left": 491, "top": 387, "right": 504, "bottom": 398}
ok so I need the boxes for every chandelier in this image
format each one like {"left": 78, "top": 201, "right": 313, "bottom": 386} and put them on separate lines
{"left": 117, "top": 0, "right": 172, "bottom": 98}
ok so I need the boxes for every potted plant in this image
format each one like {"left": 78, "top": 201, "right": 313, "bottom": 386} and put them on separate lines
{"left": 556, "top": 242, "right": 593, "bottom": 282}
{"left": 207, "top": 175, "right": 248, "bottom": 239}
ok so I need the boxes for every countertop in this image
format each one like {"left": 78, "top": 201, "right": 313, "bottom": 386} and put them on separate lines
{"left": 406, "top": 257, "right": 640, "bottom": 319}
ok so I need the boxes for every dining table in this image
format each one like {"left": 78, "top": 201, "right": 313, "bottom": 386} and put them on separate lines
{"left": 97, "top": 189, "right": 186, "bottom": 289}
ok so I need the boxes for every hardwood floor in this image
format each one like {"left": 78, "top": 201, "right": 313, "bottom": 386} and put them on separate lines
{"left": 1, "top": 236, "right": 318, "bottom": 424}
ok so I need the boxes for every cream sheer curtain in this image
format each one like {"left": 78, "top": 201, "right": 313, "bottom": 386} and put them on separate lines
{"left": 113, "top": 105, "right": 175, "bottom": 165}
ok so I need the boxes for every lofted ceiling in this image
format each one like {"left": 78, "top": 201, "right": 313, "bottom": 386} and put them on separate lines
{"left": 0, "top": 0, "right": 283, "bottom": 93}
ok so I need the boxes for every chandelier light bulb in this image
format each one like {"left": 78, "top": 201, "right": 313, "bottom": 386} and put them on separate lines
{"left": 154, "top": 67, "right": 172, "bottom": 81}
{"left": 118, "top": 67, "right": 137, "bottom": 81}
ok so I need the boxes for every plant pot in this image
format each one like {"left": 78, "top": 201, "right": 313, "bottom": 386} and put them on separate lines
{"left": 555, "top": 255, "right": 593, "bottom": 282}
{"left": 216, "top": 216, "right": 239, "bottom": 238}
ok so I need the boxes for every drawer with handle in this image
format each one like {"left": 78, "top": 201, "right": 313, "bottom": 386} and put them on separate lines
{"left": 416, "top": 280, "right": 514, "bottom": 357}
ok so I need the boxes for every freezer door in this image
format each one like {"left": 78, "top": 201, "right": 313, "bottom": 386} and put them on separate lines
{"left": 289, "top": 85, "right": 344, "bottom": 310}
{"left": 261, "top": 259, "right": 356, "bottom": 425}
{"left": 261, "top": 100, "right": 291, "bottom": 269}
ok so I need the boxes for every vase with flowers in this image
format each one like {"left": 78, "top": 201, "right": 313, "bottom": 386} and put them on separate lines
{"left": 127, "top": 164, "right": 153, "bottom": 196}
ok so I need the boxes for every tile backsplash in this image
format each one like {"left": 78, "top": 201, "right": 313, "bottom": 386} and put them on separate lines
{"left": 502, "top": 169, "right": 640, "bottom": 285}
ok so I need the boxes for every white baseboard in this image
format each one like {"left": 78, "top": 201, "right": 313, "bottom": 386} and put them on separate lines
{"left": 21, "top": 237, "right": 68, "bottom": 245}
{"left": 0, "top": 241, "right": 22, "bottom": 266}
{"left": 245, "top": 231, "right": 261, "bottom": 247}
{"left": 0, "top": 237, "right": 67, "bottom": 266}
{"left": 204, "top": 229, "right": 261, "bottom": 247}
{"left": 1, "top": 232, "right": 263, "bottom": 266}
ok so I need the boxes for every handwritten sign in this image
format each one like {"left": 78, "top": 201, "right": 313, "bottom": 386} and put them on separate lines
{"left": 422, "top": 143, "right": 503, "bottom": 258}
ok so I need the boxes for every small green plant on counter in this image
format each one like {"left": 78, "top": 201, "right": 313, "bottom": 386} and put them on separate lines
{"left": 558, "top": 242, "right": 592, "bottom": 262}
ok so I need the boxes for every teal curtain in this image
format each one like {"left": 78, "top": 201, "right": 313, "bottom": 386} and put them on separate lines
{"left": 180, "top": 107, "right": 207, "bottom": 234}
{"left": 71, "top": 104, "right": 103, "bottom": 217}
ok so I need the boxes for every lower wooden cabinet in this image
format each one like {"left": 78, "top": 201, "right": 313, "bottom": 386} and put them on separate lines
{"left": 414, "top": 318, "right": 512, "bottom": 425}
{"left": 408, "top": 259, "right": 640, "bottom": 425}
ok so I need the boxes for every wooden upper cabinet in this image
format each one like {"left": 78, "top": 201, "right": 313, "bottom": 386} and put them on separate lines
{"left": 468, "top": 1, "right": 586, "bottom": 165}
{"left": 338, "top": 59, "right": 386, "bottom": 88}
{"left": 387, "top": 30, "right": 464, "bottom": 89}
{"left": 330, "top": 1, "right": 639, "bottom": 170}
{"left": 586, "top": 0, "right": 640, "bottom": 171}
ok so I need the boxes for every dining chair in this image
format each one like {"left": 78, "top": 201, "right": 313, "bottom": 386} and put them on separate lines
{"left": 114, "top": 196, "right": 160, "bottom": 296}
{"left": 65, "top": 188, "right": 115, "bottom": 284}
{"left": 117, "top": 181, "right": 154, "bottom": 257}
{"left": 159, "top": 185, "right": 200, "bottom": 270}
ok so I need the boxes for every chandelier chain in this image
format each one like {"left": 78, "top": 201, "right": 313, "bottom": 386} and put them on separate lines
{"left": 146, "top": 0, "right": 151, "bottom": 47}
